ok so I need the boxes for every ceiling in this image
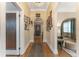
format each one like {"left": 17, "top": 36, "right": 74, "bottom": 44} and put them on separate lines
{"left": 6, "top": 2, "right": 21, "bottom": 11}
{"left": 56, "top": 2, "right": 77, "bottom": 12}
{"left": 28, "top": 2, "right": 49, "bottom": 11}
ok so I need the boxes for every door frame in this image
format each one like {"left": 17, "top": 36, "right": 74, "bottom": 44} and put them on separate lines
{"left": 6, "top": 11, "right": 20, "bottom": 55}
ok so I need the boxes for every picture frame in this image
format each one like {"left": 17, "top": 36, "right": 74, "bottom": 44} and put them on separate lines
{"left": 24, "top": 15, "right": 30, "bottom": 30}
{"left": 46, "top": 10, "right": 53, "bottom": 31}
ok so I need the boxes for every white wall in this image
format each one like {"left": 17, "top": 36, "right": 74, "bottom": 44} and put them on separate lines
{"left": 51, "top": 12, "right": 58, "bottom": 54}
{"left": 46, "top": 12, "right": 58, "bottom": 55}
{"left": 0, "top": 3, "right": 6, "bottom": 57}
{"left": 46, "top": 3, "right": 59, "bottom": 55}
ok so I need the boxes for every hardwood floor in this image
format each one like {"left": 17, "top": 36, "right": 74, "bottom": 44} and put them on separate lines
{"left": 42, "top": 43, "right": 55, "bottom": 57}
{"left": 57, "top": 48, "right": 72, "bottom": 57}
{"left": 22, "top": 43, "right": 33, "bottom": 57}
{"left": 34, "top": 36, "right": 43, "bottom": 44}
{"left": 22, "top": 42, "right": 71, "bottom": 57}
{"left": 22, "top": 42, "right": 54, "bottom": 57}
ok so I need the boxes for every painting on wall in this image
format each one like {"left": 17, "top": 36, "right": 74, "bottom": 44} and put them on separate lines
{"left": 24, "top": 15, "right": 30, "bottom": 30}
{"left": 46, "top": 11, "right": 53, "bottom": 31}
{"left": 24, "top": 15, "right": 33, "bottom": 30}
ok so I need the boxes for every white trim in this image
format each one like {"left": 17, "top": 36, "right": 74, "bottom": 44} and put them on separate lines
{"left": 16, "top": 12, "right": 20, "bottom": 55}
{"left": 19, "top": 11, "right": 24, "bottom": 55}
{"left": 6, "top": 50, "right": 19, "bottom": 55}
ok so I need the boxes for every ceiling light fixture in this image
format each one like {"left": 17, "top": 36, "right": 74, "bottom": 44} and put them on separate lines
{"left": 32, "top": 2, "right": 45, "bottom": 7}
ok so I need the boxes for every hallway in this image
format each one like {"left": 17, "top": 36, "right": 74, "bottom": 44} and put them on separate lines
{"left": 0, "top": 2, "right": 79, "bottom": 57}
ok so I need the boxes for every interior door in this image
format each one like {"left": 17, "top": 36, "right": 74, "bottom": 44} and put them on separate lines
{"left": 6, "top": 12, "right": 20, "bottom": 55}
{"left": 6, "top": 13, "right": 16, "bottom": 49}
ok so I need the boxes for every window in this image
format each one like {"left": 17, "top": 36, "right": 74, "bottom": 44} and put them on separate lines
{"left": 63, "top": 21, "right": 71, "bottom": 33}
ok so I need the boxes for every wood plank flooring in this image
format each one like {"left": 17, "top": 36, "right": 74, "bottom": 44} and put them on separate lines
{"left": 22, "top": 42, "right": 71, "bottom": 57}
{"left": 57, "top": 48, "right": 72, "bottom": 57}
{"left": 22, "top": 43, "right": 33, "bottom": 57}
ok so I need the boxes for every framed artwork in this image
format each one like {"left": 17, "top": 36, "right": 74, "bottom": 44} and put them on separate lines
{"left": 24, "top": 15, "right": 30, "bottom": 30}
{"left": 46, "top": 10, "right": 53, "bottom": 31}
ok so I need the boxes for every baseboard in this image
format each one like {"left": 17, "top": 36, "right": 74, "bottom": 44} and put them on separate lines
{"left": 46, "top": 42, "right": 58, "bottom": 55}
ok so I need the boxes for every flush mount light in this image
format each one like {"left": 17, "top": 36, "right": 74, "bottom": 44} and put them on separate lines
{"left": 32, "top": 2, "right": 46, "bottom": 7}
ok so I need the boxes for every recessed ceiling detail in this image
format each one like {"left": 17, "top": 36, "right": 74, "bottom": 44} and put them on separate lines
{"left": 28, "top": 2, "right": 49, "bottom": 11}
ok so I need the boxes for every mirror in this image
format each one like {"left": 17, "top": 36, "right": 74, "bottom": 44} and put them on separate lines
{"left": 61, "top": 18, "right": 76, "bottom": 42}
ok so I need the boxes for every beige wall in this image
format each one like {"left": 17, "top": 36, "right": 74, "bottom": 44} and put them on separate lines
{"left": 17, "top": 2, "right": 30, "bottom": 16}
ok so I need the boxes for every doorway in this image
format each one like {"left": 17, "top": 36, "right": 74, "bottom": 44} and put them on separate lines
{"left": 6, "top": 2, "right": 22, "bottom": 55}
{"left": 6, "top": 12, "right": 20, "bottom": 55}
{"left": 34, "top": 14, "right": 43, "bottom": 44}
